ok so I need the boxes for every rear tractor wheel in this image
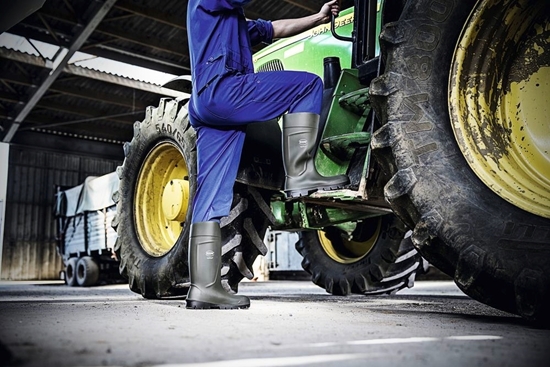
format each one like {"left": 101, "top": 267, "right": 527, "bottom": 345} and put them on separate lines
{"left": 296, "top": 215, "right": 426, "bottom": 295}
{"left": 371, "top": 0, "right": 550, "bottom": 324}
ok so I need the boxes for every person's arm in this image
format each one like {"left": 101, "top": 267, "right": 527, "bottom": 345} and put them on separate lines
{"left": 248, "top": 19, "right": 274, "bottom": 46}
{"left": 272, "top": 0, "right": 340, "bottom": 39}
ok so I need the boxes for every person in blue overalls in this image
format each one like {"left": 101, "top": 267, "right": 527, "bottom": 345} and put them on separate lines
{"left": 186, "top": 0, "right": 349, "bottom": 309}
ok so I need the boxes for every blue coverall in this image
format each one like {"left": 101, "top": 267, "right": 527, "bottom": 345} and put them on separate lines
{"left": 188, "top": 0, "right": 324, "bottom": 223}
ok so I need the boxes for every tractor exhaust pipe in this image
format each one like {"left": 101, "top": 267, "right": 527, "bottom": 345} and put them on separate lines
{"left": 323, "top": 57, "right": 342, "bottom": 90}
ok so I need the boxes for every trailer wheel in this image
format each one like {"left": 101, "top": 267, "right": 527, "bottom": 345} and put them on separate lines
{"left": 76, "top": 256, "right": 99, "bottom": 287}
{"left": 113, "top": 99, "right": 270, "bottom": 298}
{"left": 65, "top": 257, "right": 78, "bottom": 287}
{"left": 296, "top": 215, "right": 424, "bottom": 295}
{"left": 371, "top": 0, "right": 550, "bottom": 324}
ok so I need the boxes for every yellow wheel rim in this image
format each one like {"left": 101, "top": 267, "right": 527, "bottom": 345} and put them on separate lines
{"left": 318, "top": 218, "right": 381, "bottom": 264}
{"left": 134, "top": 142, "right": 190, "bottom": 257}
{"left": 450, "top": 0, "right": 550, "bottom": 218}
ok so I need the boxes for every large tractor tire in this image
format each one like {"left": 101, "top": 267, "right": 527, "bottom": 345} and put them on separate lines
{"left": 297, "top": 214, "right": 427, "bottom": 296}
{"left": 371, "top": 0, "right": 550, "bottom": 324}
{"left": 112, "top": 99, "right": 270, "bottom": 298}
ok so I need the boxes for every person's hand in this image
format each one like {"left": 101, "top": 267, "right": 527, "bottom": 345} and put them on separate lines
{"left": 319, "top": 0, "right": 340, "bottom": 23}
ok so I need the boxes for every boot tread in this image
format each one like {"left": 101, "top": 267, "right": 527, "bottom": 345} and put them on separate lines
{"left": 186, "top": 299, "right": 250, "bottom": 309}
{"left": 286, "top": 182, "right": 349, "bottom": 198}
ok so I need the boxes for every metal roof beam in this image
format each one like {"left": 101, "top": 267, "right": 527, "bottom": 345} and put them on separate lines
{"left": 6, "top": 24, "right": 71, "bottom": 50}
{"left": 0, "top": 91, "right": 21, "bottom": 104}
{"left": 22, "top": 112, "right": 139, "bottom": 134}
{"left": 2, "top": 0, "right": 118, "bottom": 143}
{"left": 12, "top": 130, "right": 125, "bottom": 160}
{"left": 6, "top": 112, "right": 133, "bottom": 137}
{"left": 0, "top": 70, "right": 37, "bottom": 87}
{"left": 35, "top": 6, "right": 188, "bottom": 58}
{"left": 95, "top": 23, "right": 188, "bottom": 58}
{"left": 0, "top": 47, "right": 47, "bottom": 68}
{"left": 64, "top": 63, "right": 190, "bottom": 99}
{"left": 0, "top": 70, "right": 152, "bottom": 110}
{"left": 8, "top": 24, "right": 190, "bottom": 74}
{"left": 0, "top": 47, "right": 189, "bottom": 106}
{"left": 0, "top": 89, "right": 133, "bottom": 126}
{"left": 50, "top": 85, "right": 150, "bottom": 110}
{"left": 281, "top": 0, "right": 319, "bottom": 13}
{"left": 20, "top": 9, "right": 189, "bottom": 64}
{"left": 114, "top": 0, "right": 187, "bottom": 30}
{"left": 33, "top": 101, "right": 133, "bottom": 125}
{"left": 0, "top": 108, "right": 9, "bottom": 120}
{"left": 85, "top": 45, "right": 190, "bottom": 74}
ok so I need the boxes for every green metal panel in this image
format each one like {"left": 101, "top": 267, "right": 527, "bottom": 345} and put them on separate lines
{"left": 255, "top": 3, "right": 389, "bottom": 230}
{"left": 315, "top": 69, "right": 366, "bottom": 176}
{"left": 254, "top": 8, "right": 355, "bottom": 74}
{"left": 254, "top": 3, "right": 383, "bottom": 74}
{"left": 253, "top": 5, "right": 383, "bottom": 178}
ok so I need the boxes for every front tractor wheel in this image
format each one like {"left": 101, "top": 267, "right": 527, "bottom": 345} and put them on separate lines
{"left": 134, "top": 142, "right": 190, "bottom": 258}
{"left": 113, "top": 99, "right": 195, "bottom": 298}
{"left": 296, "top": 215, "right": 426, "bottom": 296}
{"left": 371, "top": 0, "right": 550, "bottom": 324}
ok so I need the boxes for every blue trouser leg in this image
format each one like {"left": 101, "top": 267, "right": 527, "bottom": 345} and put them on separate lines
{"left": 191, "top": 125, "right": 246, "bottom": 223}
{"left": 190, "top": 71, "right": 322, "bottom": 223}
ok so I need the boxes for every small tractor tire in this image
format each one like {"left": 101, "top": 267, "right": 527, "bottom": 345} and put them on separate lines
{"left": 371, "top": 0, "right": 550, "bottom": 324}
{"left": 65, "top": 257, "right": 78, "bottom": 287}
{"left": 296, "top": 215, "right": 426, "bottom": 295}
{"left": 75, "top": 256, "right": 99, "bottom": 287}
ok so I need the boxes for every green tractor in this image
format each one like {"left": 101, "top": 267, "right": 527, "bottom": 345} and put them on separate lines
{"left": 113, "top": 0, "right": 550, "bottom": 325}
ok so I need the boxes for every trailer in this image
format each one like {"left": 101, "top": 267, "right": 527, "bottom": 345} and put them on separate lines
{"left": 54, "top": 172, "right": 122, "bottom": 286}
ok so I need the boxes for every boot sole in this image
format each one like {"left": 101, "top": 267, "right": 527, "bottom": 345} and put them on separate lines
{"left": 186, "top": 300, "right": 250, "bottom": 310}
{"left": 286, "top": 183, "right": 348, "bottom": 198}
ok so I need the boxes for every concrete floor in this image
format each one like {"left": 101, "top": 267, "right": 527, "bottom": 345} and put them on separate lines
{"left": 0, "top": 280, "right": 549, "bottom": 367}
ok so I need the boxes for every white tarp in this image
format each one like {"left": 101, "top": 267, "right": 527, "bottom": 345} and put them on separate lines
{"left": 56, "top": 171, "right": 119, "bottom": 217}
{"left": 61, "top": 183, "right": 84, "bottom": 217}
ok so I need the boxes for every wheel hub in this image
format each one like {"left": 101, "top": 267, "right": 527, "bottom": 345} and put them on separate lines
{"left": 134, "top": 142, "right": 189, "bottom": 257}
{"left": 449, "top": 0, "right": 550, "bottom": 218}
{"left": 162, "top": 179, "right": 189, "bottom": 222}
{"left": 318, "top": 218, "right": 381, "bottom": 264}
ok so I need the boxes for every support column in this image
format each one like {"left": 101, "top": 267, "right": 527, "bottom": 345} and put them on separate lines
{"left": 0, "top": 143, "right": 9, "bottom": 279}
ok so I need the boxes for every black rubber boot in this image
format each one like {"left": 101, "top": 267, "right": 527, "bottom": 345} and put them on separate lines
{"left": 186, "top": 221, "right": 250, "bottom": 309}
{"left": 282, "top": 113, "right": 349, "bottom": 197}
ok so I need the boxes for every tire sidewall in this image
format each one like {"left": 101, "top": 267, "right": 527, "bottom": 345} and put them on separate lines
{"left": 117, "top": 101, "right": 197, "bottom": 298}
{"left": 298, "top": 214, "right": 411, "bottom": 295}
{"left": 76, "top": 256, "right": 99, "bottom": 287}
{"left": 65, "top": 257, "right": 78, "bottom": 287}
{"left": 372, "top": 0, "right": 550, "bottom": 319}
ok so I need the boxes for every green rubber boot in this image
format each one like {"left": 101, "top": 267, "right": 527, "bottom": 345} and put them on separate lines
{"left": 186, "top": 221, "right": 250, "bottom": 309}
{"left": 283, "top": 113, "right": 349, "bottom": 197}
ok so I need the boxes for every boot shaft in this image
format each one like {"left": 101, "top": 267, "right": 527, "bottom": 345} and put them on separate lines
{"left": 187, "top": 221, "right": 250, "bottom": 309}
{"left": 281, "top": 113, "right": 349, "bottom": 197}
{"left": 282, "top": 113, "right": 320, "bottom": 177}
{"left": 189, "top": 221, "right": 222, "bottom": 286}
